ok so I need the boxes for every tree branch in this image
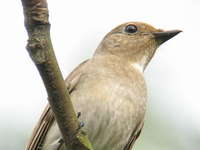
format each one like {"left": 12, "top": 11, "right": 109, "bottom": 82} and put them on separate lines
{"left": 21, "top": 0, "right": 93, "bottom": 149}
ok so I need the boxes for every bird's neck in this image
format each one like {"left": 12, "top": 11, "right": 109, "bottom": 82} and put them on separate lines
{"left": 94, "top": 47, "right": 154, "bottom": 73}
{"left": 129, "top": 50, "right": 154, "bottom": 72}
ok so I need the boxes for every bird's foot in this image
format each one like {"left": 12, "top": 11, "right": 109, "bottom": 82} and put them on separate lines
{"left": 76, "top": 112, "right": 85, "bottom": 131}
{"left": 77, "top": 121, "right": 85, "bottom": 131}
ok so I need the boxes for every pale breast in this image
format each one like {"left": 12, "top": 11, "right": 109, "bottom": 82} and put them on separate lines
{"left": 72, "top": 68, "right": 147, "bottom": 149}
{"left": 43, "top": 58, "right": 147, "bottom": 150}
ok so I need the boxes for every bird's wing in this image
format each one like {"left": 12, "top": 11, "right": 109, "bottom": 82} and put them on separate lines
{"left": 26, "top": 59, "right": 89, "bottom": 150}
{"left": 123, "top": 121, "right": 144, "bottom": 150}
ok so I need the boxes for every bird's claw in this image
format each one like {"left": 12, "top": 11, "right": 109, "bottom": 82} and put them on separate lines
{"left": 77, "top": 121, "right": 85, "bottom": 131}
{"left": 76, "top": 112, "right": 84, "bottom": 131}
{"left": 77, "top": 112, "right": 81, "bottom": 118}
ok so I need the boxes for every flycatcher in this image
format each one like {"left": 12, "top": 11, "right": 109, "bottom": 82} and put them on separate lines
{"left": 26, "top": 22, "right": 181, "bottom": 150}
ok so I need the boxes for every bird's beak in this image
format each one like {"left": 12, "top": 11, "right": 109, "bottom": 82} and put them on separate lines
{"left": 153, "top": 30, "right": 182, "bottom": 45}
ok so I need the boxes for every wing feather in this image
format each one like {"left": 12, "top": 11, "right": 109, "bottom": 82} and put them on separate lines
{"left": 123, "top": 121, "right": 144, "bottom": 150}
{"left": 26, "top": 60, "right": 89, "bottom": 150}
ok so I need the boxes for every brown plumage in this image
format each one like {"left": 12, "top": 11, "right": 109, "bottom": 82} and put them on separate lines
{"left": 26, "top": 22, "right": 181, "bottom": 150}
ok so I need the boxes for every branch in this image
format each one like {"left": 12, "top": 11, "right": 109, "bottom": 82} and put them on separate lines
{"left": 21, "top": 0, "right": 93, "bottom": 149}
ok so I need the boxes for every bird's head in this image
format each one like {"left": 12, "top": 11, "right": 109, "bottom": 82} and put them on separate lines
{"left": 95, "top": 22, "right": 181, "bottom": 71}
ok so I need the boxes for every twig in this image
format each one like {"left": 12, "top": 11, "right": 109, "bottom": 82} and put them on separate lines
{"left": 20, "top": 0, "right": 93, "bottom": 149}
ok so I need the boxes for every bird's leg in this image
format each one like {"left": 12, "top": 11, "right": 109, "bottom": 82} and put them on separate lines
{"left": 77, "top": 112, "right": 81, "bottom": 118}
{"left": 77, "top": 112, "right": 85, "bottom": 131}
{"left": 66, "top": 82, "right": 84, "bottom": 131}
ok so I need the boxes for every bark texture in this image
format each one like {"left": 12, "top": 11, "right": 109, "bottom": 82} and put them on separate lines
{"left": 21, "top": 0, "right": 93, "bottom": 149}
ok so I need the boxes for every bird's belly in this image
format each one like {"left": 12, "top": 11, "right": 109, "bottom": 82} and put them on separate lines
{"left": 43, "top": 77, "right": 147, "bottom": 150}
{"left": 73, "top": 79, "right": 146, "bottom": 150}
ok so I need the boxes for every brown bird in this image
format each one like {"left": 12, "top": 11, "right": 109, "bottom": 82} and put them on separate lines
{"left": 26, "top": 22, "right": 181, "bottom": 150}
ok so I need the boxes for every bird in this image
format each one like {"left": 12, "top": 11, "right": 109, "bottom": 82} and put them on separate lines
{"left": 26, "top": 22, "right": 181, "bottom": 150}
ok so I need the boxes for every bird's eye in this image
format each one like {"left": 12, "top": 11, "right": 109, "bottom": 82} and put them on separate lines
{"left": 124, "top": 25, "right": 137, "bottom": 34}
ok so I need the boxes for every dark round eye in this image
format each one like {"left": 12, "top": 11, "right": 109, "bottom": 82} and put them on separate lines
{"left": 124, "top": 25, "right": 137, "bottom": 33}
